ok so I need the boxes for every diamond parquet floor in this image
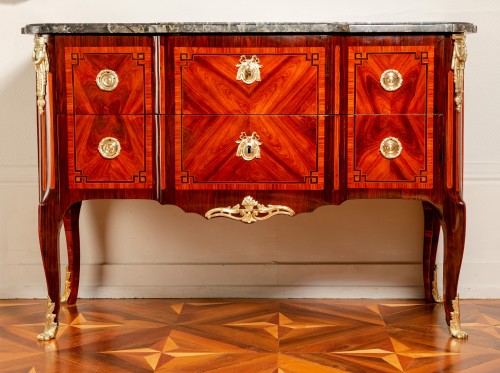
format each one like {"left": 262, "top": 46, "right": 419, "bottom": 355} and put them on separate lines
{"left": 0, "top": 299, "right": 499, "bottom": 372}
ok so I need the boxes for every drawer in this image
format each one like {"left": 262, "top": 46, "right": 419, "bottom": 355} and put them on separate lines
{"left": 347, "top": 115, "right": 433, "bottom": 189}
{"left": 64, "top": 47, "right": 153, "bottom": 114}
{"left": 175, "top": 47, "right": 325, "bottom": 115}
{"left": 175, "top": 115, "right": 324, "bottom": 190}
{"left": 66, "top": 115, "right": 153, "bottom": 189}
{"left": 348, "top": 46, "right": 434, "bottom": 114}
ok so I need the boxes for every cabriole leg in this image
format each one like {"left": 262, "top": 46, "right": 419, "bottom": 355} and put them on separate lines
{"left": 442, "top": 198, "right": 467, "bottom": 339}
{"left": 37, "top": 203, "right": 62, "bottom": 341}
{"left": 61, "top": 201, "right": 82, "bottom": 305}
{"left": 422, "top": 202, "right": 442, "bottom": 303}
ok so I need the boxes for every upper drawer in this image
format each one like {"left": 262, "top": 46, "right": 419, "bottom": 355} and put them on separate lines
{"left": 63, "top": 46, "right": 153, "bottom": 114}
{"left": 175, "top": 47, "right": 325, "bottom": 115}
{"left": 348, "top": 46, "right": 434, "bottom": 114}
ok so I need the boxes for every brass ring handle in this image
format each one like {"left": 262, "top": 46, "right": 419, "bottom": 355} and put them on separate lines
{"left": 236, "top": 55, "right": 262, "bottom": 84}
{"left": 96, "top": 69, "right": 119, "bottom": 91}
{"left": 98, "top": 137, "right": 121, "bottom": 159}
{"left": 380, "top": 69, "right": 403, "bottom": 91}
{"left": 380, "top": 136, "right": 402, "bottom": 159}
{"left": 236, "top": 132, "right": 262, "bottom": 161}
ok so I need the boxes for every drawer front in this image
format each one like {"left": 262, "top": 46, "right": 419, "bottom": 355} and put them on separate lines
{"left": 175, "top": 115, "right": 324, "bottom": 190}
{"left": 67, "top": 115, "right": 153, "bottom": 189}
{"left": 64, "top": 47, "right": 153, "bottom": 114}
{"left": 175, "top": 47, "right": 325, "bottom": 115}
{"left": 348, "top": 46, "right": 434, "bottom": 114}
{"left": 348, "top": 115, "right": 433, "bottom": 189}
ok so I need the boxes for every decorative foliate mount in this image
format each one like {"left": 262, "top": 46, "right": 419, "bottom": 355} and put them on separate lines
{"left": 37, "top": 296, "right": 58, "bottom": 341}
{"left": 236, "top": 55, "right": 262, "bottom": 85}
{"left": 32, "top": 35, "right": 49, "bottom": 115}
{"left": 449, "top": 295, "right": 468, "bottom": 339}
{"left": 60, "top": 267, "right": 72, "bottom": 303}
{"left": 432, "top": 265, "right": 444, "bottom": 303}
{"left": 451, "top": 34, "right": 467, "bottom": 112}
{"left": 205, "top": 195, "right": 295, "bottom": 223}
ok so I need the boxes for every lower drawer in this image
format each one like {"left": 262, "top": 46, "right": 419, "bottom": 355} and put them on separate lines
{"left": 175, "top": 115, "right": 324, "bottom": 190}
{"left": 66, "top": 115, "right": 153, "bottom": 189}
{"left": 348, "top": 115, "right": 434, "bottom": 189}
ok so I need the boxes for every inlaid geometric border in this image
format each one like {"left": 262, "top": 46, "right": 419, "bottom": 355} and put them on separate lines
{"left": 174, "top": 47, "right": 326, "bottom": 191}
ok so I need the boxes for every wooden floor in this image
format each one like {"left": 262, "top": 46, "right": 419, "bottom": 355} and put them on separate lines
{"left": 0, "top": 299, "right": 499, "bottom": 372}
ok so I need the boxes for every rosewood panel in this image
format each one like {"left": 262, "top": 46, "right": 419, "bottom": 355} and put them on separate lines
{"left": 347, "top": 115, "right": 433, "bottom": 189}
{"left": 176, "top": 47, "right": 325, "bottom": 115}
{"left": 162, "top": 35, "right": 333, "bottom": 115}
{"left": 55, "top": 36, "right": 154, "bottom": 115}
{"left": 171, "top": 40, "right": 328, "bottom": 192}
{"left": 65, "top": 48, "right": 153, "bottom": 114}
{"left": 65, "top": 115, "right": 153, "bottom": 189}
{"left": 176, "top": 115, "right": 324, "bottom": 190}
{"left": 348, "top": 44, "right": 434, "bottom": 115}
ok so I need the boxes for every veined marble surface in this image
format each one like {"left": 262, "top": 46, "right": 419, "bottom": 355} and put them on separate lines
{"left": 22, "top": 22, "right": 477, "bottom": 34}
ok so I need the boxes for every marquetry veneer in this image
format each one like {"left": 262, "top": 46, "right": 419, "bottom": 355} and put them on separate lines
{"left": 22, "top": 22, "right": 476, "bottom": 341}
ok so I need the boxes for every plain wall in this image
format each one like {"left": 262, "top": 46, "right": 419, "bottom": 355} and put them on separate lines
{"left": 1, "top": 0, "right": 499, "bottom": 299}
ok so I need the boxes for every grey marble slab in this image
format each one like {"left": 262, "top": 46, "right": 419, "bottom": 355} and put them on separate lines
{"left": 22, "top": 22, "right": 477, "bottom": 35}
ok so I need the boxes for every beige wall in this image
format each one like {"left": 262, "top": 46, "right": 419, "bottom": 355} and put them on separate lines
{"left": 1, "top": 0, "right": 499, "bottom": 299}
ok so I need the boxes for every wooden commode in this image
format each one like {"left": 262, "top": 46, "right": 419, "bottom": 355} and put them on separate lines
{"left": 22, "top": 22, "right": 477, "bottom": 340}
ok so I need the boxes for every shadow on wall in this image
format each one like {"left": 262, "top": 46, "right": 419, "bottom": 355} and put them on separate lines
{"left": 68, "top": 198, "right": 426, "bottom": 286}
{"left": 0, "top": 0, "right": 31, "bottom": 4}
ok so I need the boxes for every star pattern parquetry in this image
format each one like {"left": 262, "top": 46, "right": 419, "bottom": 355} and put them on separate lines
{"left": 1, "top": 299, "right": 499, "bottom": 372}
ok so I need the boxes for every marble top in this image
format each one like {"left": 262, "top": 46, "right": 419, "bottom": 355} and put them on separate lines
{"left": 22, "top": 22, "right": 477, "bottom": 35}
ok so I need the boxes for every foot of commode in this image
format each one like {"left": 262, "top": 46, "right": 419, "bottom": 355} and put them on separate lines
{"left": 449, "top": 294, "right": 468, "bottom": 339}
{"left": 37, "top": 296, "right": 58, "bottom": 341}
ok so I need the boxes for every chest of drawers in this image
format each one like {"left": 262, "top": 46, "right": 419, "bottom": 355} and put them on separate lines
{"left": 22, "top": 22, "right": 476, "bottom": 341}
